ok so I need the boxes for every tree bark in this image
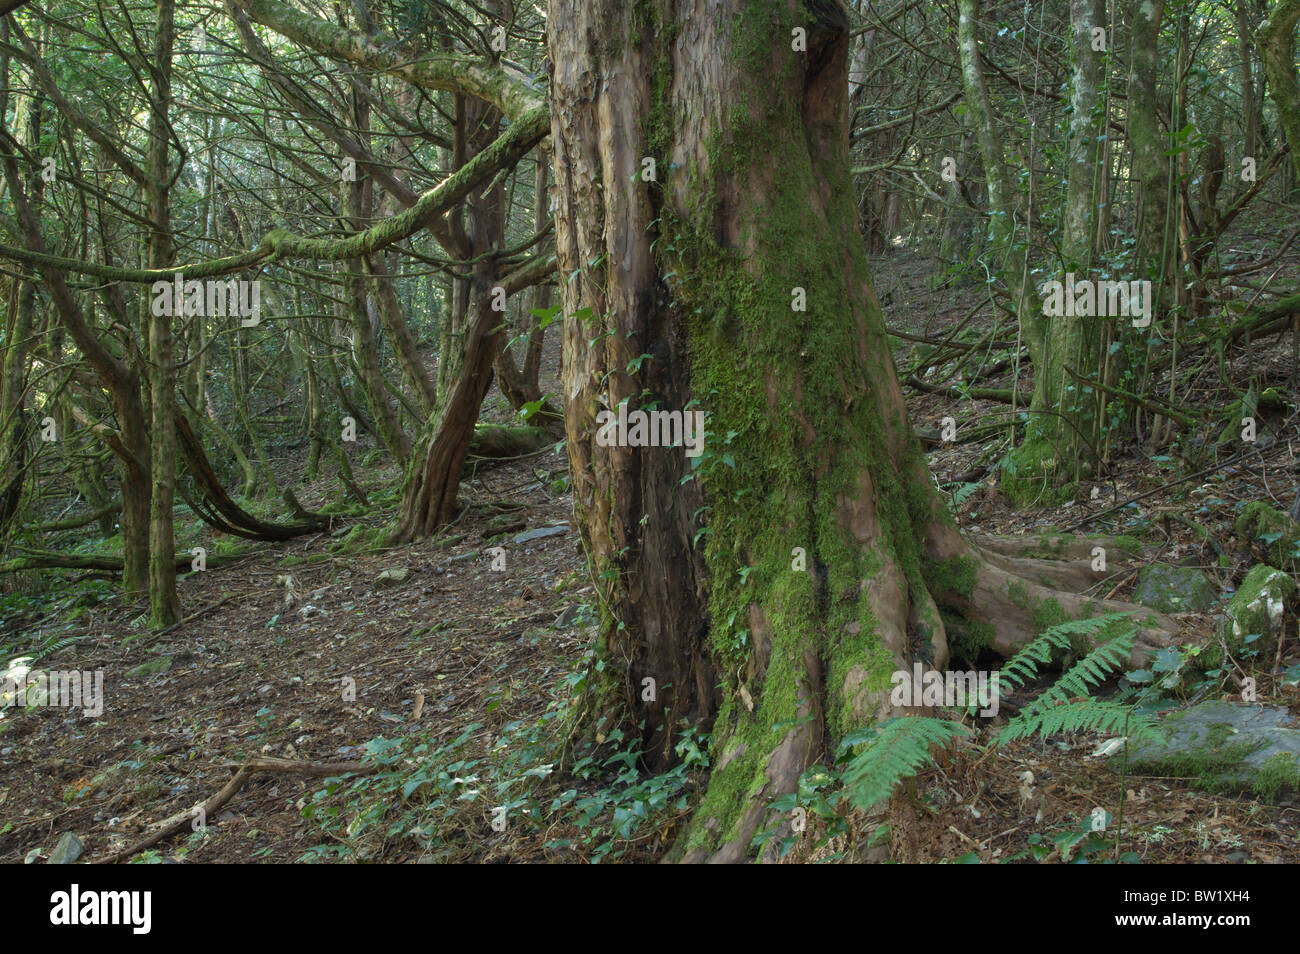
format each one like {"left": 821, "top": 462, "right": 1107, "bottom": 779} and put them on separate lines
{"left": 549, "top": 0, "right": 1175, "bottom": 862}
{"left": 145, "top": 0, "right": 181, "bottom": 627}
{"left": 1257, "top": 0, "right": 1300, "bottom": 181}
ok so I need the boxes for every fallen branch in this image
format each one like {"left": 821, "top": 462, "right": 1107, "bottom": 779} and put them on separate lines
{"left": 1060, "top": 449, "right": 1251, "bottom": 533}
{"left": 99, "top": 756, "right": 375, "bottom": 863}
{"left": 137, "top": 594, "right": 239, "bottom": 647}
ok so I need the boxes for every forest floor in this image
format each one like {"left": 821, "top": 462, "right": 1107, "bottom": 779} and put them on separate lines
{"left": 4, "top": 234, "right": 1300, "bottom": 864}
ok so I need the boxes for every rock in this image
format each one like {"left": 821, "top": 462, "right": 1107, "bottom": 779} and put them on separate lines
{"left": 1226, "top": 565, "right": 1294, "bottom": 636}
{"left": 1234, "top": 502, "right": 1300, "bottom": 568}
{"left": 376, "top": 567, "right": 410, "bottom": 587}
{"left": 1123, "top": 700, "right": 1300, "bottom": 801}
{"left": 1132, "top": 563, "right": 1217, "bottom": 613}
{"left": 47, "top": 832, "right": 83, "bottom": 864}
{"left": 124, "top": 656, "right": 172, "bottom": 678}
{"left": 513, "top": 525, "right": 568, "bottom": 545}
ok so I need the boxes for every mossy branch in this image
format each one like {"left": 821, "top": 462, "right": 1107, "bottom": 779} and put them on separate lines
{"left": 0, "top": 106, "right": 549, "bottom": 283}
{"left": 225, "top": 0, "right": 545, "bottom": 120}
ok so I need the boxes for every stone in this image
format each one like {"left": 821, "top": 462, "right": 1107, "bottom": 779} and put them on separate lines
{"left": 1122, "top": 700, "right": 1300, "bottom": 801}
{"left": 1234, "top": 502, "right": 1300, "bottom": 568}
{"left": 376, "top": 567, "right": 410, "bottom": 587}
{"left": 125, "top": 656, "right": 172, "bottom": 678}
{"left": 1224, "top": 564, "right": 1295, "bottom": 641}
{"left": 513, "top": 525, "right": 568, "bottom": 544}
{"left": 1132, "top": 563, "right": 1217, "bottom": 613}
{"left": 1198, "top": 564, "right": 1299, "bottom": 670}
{"left": 48, "top": 832, "right": 83, "bottom": 864}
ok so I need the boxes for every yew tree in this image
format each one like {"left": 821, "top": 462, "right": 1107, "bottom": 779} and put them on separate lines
{"left": 548, "top": 0, "right": 1175, "bottom": 861}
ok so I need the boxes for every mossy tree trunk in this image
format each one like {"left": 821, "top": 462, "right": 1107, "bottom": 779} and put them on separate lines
{"left": 963, "top": 0, "right": 1110, "bottom": 504}
{"left": 1, "top": 102, "right": 152, "bottom": 598}
{"left": 1257, "top": 0, "right": 1300, "bottom": 182}
{"left": 1128, "top": 0, "right": 1171, "bottom": 277}
{"left": 0, "top": 76, "right": 40, "bottom": 536}
{"left": 549, "top": 0, "right": 1176, "bottom": 862}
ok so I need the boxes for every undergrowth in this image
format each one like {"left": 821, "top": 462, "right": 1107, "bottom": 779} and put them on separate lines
{"left": 299, "top": 666, "right": 710, "bottom": 863}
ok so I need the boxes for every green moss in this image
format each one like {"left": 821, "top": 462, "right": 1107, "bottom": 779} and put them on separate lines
{"left": 1234, "top": 502, "right": 1300, "bottom": 568}
{"left": 945, "top": 613, "right": 996, "bottom": 665}
{"left": 1255, "top": 752, "right": 1300, "bottom": 801}
{"left": 1136, "top": 739, "right": 1300, "bottom": 800}
{"left": 922, "top": 555, "right": 978, "bottom": 600}
{"left": 327, "top": 524, "right": 388, "bottom": 554}
{"left": 1129, "top": 738, "right": 1265, "bottom": 794}
{"left": 1196, "top": 564, "right": 1297, "bottom": 670}
{"left": 1005, "top": 577, "right": 1089, "bottom": 647}
{"left": 1030, "top": 596, "right": 1070, "bottom": 635}
{"left": 1110, "top": 535, "right": 1144, "bottom": 558}
{"left": 1206, "top": 722, "right": 1234, "bottom": 748}
{"left": 1000, "top": 438, "right": 1077, "bottom": 509}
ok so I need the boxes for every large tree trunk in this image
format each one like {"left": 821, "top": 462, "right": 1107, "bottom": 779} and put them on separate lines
{"left": 549, "top": 0, "right": 1174, "bottom": 863}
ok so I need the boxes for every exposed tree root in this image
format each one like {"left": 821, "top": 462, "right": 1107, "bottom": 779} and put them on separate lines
{"left": 680, "top": 527, "right": 1181, "bottom": 864}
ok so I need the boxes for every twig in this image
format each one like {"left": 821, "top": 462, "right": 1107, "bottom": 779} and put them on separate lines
{"left": 99, "top": 756, "right": 375, "bottom": 863}
{"left": 1061, "top": 451, "right": 1249, "bottom": 533}
{"left": 138, "top": 594, "right": 238, "bottom": 647}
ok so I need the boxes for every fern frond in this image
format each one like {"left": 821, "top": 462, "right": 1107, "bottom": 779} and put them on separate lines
{"left": 1028, "top": 629, "right": 1135, "bottom": 714}
{"left": 997, "top": 699, "right": 1160, "bottom": 746}
{"left": 997, "top": 613, "right": 1136, "bottom": 691}
{"left": 31, "top": 635, "right": 88, "bottom": 665}
{"left": 996, "top": 629, "right": 1073, "bottom": 690}
{"left": 841, "top": 716, "right": 969, "bottom": 811}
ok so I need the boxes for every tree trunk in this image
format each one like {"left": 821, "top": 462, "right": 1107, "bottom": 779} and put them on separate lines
{"left": 1129, "top": 0, "right": 1172, "bottom": 275}
{"left": 145, "top": 0, "right": 181, "bottom": 627}
{"left": 1040, "top": 0, "right": 1108, "bottom": 486}
{"left": 1257, "top": 0, "right": 1300, "bottom": 181}
{"left": 549, "top": 0, "right": 1174, "bottom": 862}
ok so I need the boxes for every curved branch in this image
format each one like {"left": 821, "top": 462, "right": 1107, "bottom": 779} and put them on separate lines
{"left": 224, "top": 0, "right": 545, "bottom": 120}
{"left": 0, "top": 104, "right": 549, "bottom": 282}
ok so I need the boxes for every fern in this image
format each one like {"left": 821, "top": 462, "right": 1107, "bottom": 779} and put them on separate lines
{"left": 997, "top": 617, "right": 1160, "bottom": 746}
{"left": 1023, "top": 629, "right": 1134, "bottom": 713}
{"left": 30, "top": 634, "right": 87, "bottom": 665}
{"left": 829, "top": 615, "right": 1159, "bottom": 831}
{"left": 998, "top": 699, "right": 1159, "bottom": 745}
{"left": 997, "top": 613, "right": 1133, "bottom": 691}
{"left": 840, "top": 716, "right": 969, "bottom": 811}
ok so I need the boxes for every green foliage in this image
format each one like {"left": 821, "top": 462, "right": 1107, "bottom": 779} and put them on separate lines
{"left": 996, "top": 614, "right": 1160, "bottom": 746}
{"left": 300, "top": 666, "right": 709, "bottom": 862}
{"left": 839, "top": 717, "right": 971, "bottom": 812}
{"left": 755, "top": 614, "right": 1161, "bottom": 861}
